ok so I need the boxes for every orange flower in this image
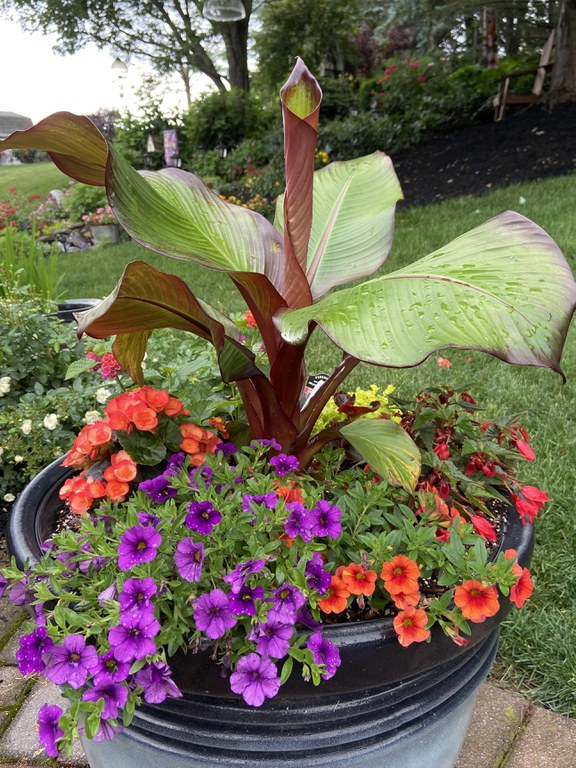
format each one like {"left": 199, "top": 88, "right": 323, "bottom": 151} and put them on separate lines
{"left": 381, "top": 555, "right": 420, "bottom": 595}
{"left": 140, "top": 386, "right": 170, "bottom": 412}
{"left": 131, "top": 404, "right": 158, "bottom": 432}
{"left": 180, "top": 423, "right": 221, "bottom": 462}
{"left": 437, "top": 357, "right": 452, "bottom": 368}
{"left": 317, "top": 576, "right": 350, "bottom": 614}
{"left": 105, "top": 479, "right": 130, "bottom": 502}
{"left": 339, "top": 563, "right": 377, "bottom": 596}
{"left": 104, "top": 450, "right": 138, "bottom": 483}
{"left": 504, "top": 549, "right": 534, "bottom": 608}
{"left": 454, "top": 580, "right": 500, "bottom": 623}
{"left": 275, "top": 482, "right": 304, "bottom": 504}
{"left": 244, "top": 310, "right": 257, "bottom": 327}
{"left": 391, "top": 590, "right": 421, "bottom": 610}
{"left": 393, "top": 607, "right": 431, "bottom": 647}
{"left": 164, "top": 396, "right": 185, "bottom": 417}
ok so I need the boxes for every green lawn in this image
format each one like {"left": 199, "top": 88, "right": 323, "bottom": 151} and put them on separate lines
{"left": 58, "top": 170, "right": 576, "bottom": 716}
{"left": 0, "top": 162, "right": 70, "bottom": 199}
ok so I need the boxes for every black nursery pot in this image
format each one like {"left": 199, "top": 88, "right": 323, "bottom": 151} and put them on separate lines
{"left": 7, "top": 460, "right": 534, "bottom": 768}
{"left": 52, "top": 298, "right": 101, "bottom": 324}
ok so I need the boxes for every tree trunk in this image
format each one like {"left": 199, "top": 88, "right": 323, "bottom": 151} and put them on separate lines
{"left": 219, "top": 1, "right": 251, "bottom": 91}
{"left": 550, "top": 0, "right": 576, "bottom": 100}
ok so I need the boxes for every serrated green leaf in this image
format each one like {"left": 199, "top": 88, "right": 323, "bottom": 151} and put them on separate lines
{"left": 65, "top": 358, "right": 98, "bottom": 380}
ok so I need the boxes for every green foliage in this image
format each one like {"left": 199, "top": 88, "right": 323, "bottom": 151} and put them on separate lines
{"left": 0, "top": 226, "right": 64, "bottom": 301}
{"left": 183, "top": 90, "right": 276, "bottom": 152}
{"left": 60, "top": 182, "right": 108, "bottom": 222}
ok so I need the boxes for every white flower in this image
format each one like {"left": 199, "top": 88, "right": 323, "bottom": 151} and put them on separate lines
{"left": 95, "top": 387, "right": 112, "bottom": 404}
{"left": 3, "top": 493, "right": 15, "bottom": 503}
{"left": 21, "top": 419, "right": 33, "bottom": 435}
{"left": 43, "top": 413, "right": 59, "bottom": 431}
{"left": 519, "top": 196, "right": 526, "bottom": 205}
{"left": 0, "top": 376, "right": 11, "bottom": 396}
{"left": 14, "top": 455, "right": 23, "bottom": 464}
{"left": 83, "top": 410, "right": 101, "bottom": 424}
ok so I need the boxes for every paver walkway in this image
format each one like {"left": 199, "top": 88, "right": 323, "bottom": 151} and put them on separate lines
{"left": 0, "top": 596, "right": 574, "bottom": 767}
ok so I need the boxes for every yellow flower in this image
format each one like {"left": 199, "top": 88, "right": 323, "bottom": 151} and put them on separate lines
{"left": 313, "top": 384, "right": 400, "bottom": 434}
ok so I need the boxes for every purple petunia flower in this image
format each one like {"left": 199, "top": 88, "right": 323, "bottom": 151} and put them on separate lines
{"left": 189, "top": 465, "right": 214, "bottom": 490}
{"left": 223, "top": 559, "right": 266, "bottom": 594}
{"left": 44, "top": 634, "right": 99, "bottom": 689}
{"left": 97, "top": 583, "right": 118, "bottom": 604}
{"left": 309, "top": 500, "right": 342, "bottom": 539}
{"left": 230, "top": 653, "right": 281, "bottom": 707}
{"left": 37, "top": 703, "right": 64, "bottom": 757}
{"left": 82, "top": 681, "right": 128, "bottom": 720}
{"left": 92, "top": 651, "right": 132, "bottom": 685}
{"left": 108, "top": 611, "right": 160, "bottom": 662}
{"left": 8, "top": 576, "right": 31, "bottom": 606}
{"left": 194, "top": 589, "right": 237, "bottom": 639}
{"left": 241, "top": 493, "right": 278, "bottom": 514}
{"left": 284, "top": 501, "right": 313, "bottom": 542}
{"left": 306, "top": 633, "right": 342, "bottom": 680}
{"left": 295, "top": 605, "right": 322, "bottom": 631}
{"left": 174, "top": 538, "right": 204, "bottom": 582}
{"left": 117, "top": 525, "right": 162, "bottom": 572}
{"left": 305, "top": 554, "right": 331, "bottom": 595}
{"left": 93, "top": 720, "right": 124, "bottom": 742}
{"left": 271, "top": 584, "right": 306, "bottom": 622}
{"left": 166, "top": 451, "right": 186, "bottom": 473}
{"left": 133, "top": 661, "right": 182, "bottom": 704}
{"left": 269, "top": 453, "right": 300, "bottom": 477}
{"left": 137, "top": 512, "right": 161, "bottom": 527}
{"left": 0, "top": 573, "right": 9, "bottom": 600}
{"left": 185, "top": 500, "right": 222, "bottom": 534}
{"left": 16, "top": 627, "right": 53, "bottom": 675}
{"left": 216, "top": 441, "right": 237, "bottom": 457}
{"left": 249, "top": 611, "right": 294, "bottom": 659}
{"left": 138, "top": 474, "right": 177, "bottom": 503}
{"left": 118, "top": 577, "right": 157, "bottom": 613}
{"left": 251, "top": 438, "right": 282, "bottom": 452}
{"left": 228, "top": 584, "right": 264, "bottom": 616}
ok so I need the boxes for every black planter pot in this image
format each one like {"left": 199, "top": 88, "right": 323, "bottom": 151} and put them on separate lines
{"left": 7, "top": 460, "right": 534, "bottom": 768}
{"left": 52, "top": 299, "right": 101, "bottom": 324}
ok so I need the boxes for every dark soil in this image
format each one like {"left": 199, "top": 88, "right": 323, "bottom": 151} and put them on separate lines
{"left": 1, "top": 99, "right": 575, "bottom": 563}
{"left": 390, "top": 99, "right": 576, "bottom": 207}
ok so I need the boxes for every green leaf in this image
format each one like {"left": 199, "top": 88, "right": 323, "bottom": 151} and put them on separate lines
{"left": 276, "top": 153, "right": 403, "bottom": 298}
{"left": 280, "top": 656, "right": 294, "bottom": 684}
{"left": 65, "top": 358, "right": 98, "bottom": 380}
{"left": 155, "top": 415, "right": 184, "bottom": 453}
{"left": 118, "top": 430, "right": 167, "bottom": 466}
{"left": 0, "top": 112, "right": 108, "bottom": 186}
{"left": 276, "top": 211, "right": 576, "bottom": 376}
{"left": 340, "top": 419, "right": 421, "bottom": 492}
{"left": 107, "top": 148, "right": 311, "bottom": 310}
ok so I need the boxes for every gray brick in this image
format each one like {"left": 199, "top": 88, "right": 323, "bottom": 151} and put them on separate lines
{"left": 506, "top": 706, "right": 576, "bottom": 768}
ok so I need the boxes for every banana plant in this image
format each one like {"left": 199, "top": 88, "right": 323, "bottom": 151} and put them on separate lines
{"left": 2, "top": 59, "right": 575, "bottom": 491}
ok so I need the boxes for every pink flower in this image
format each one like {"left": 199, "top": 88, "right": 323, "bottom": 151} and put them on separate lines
{"left": 437, "top": 357, "right": 452, "bottom": 368}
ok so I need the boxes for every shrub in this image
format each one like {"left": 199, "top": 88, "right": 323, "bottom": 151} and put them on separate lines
{"left": 61, "top": 182, "right": 109, "bottom": 222}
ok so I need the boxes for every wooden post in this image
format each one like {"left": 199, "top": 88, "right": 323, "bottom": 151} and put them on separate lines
{"left": 483, "top": 8, "right": 498, "bottom": 69}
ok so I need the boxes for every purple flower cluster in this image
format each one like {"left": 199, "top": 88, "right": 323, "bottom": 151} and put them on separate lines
{"left": 283, "top": 500, "right": 342, "bottom": 542}
{"left": 269, "top": 453, "right": 300, "bottom": 477}
{"left": 16, "top": 627, "right": 53, "bottom": 675}
{"left": 138, "top": 452, "right": 186, "bottom": 502}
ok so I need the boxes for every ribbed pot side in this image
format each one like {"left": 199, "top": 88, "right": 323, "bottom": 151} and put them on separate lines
{"left": 8, "top": 459, "right": 534, "bottom": 768}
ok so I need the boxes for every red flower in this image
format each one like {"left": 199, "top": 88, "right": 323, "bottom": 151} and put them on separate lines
{"left": 511, "top": 493, "right": 539, "bottom": 525}
{"left": 433, "top": 442, "right": 450, "bottom": 460}
{"left": 437, "top": 357, "right": 452, "bottom": 368}
{"left": 454, "top": 580, "right": 499, "bottom": 623}
{"left": 520, "top": 485, "right": 549, "bottom": 508}
{"left": 381, "top": 555, "right": 420, "bottom": 595}
{"left": 515, "top": 439, "right": 535, "bottom": 461}
{"left": 393, "top": 607, "right": 430, "bottom": 647}
{"left": 244, "top": 310, "right": 257, "bottom": 327}
{"left": 470, "top": 514, "right": 497, "bottom": 543}
{"left": 504, "top": 550, "right": 534, "bottom": 608}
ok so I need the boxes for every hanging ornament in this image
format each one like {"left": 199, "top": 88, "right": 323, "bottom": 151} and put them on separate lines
{"left": 203, "top": 0, "right": 246, "bottom": 22}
